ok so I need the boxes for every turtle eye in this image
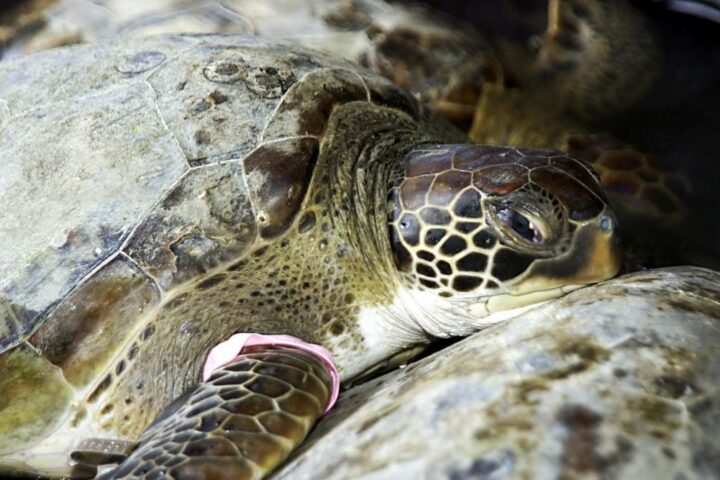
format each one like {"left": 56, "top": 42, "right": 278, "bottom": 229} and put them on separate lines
{"left": 496, "top": 208, "right": 544, "bottom": 244}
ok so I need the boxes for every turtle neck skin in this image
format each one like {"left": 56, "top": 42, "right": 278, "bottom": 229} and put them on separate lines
{"left": 323, "top": 102, "right": 442, "bottom": 294}
{"left": 317, "top": 101, "right": 474, "bottom": 375}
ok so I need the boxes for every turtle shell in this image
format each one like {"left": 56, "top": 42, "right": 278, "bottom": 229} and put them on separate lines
{"left": 0, "top": 0, "right": 496, "bottom": 128}
{"left": 0, "top": 34, "right": 420, "bottom": 357}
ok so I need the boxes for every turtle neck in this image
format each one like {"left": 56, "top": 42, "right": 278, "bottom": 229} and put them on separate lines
{"left": 320, "top": 101, "right": 441, "bottom": 295}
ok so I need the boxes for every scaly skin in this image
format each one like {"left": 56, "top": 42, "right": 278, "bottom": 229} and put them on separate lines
{"left": 94, "top": 347, "right": 332, "bottom": 480}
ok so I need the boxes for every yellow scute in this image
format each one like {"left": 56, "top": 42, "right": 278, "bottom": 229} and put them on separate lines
{"left": 0, "top": 344, "right": 73, "bottom": 456}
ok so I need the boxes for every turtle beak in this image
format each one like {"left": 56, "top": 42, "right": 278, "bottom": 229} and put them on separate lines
{"left": 508, "top": 211, "right": 622, "bottom": 293}
{"left": 571, "top": 213, "right": 622, "bottom": 283}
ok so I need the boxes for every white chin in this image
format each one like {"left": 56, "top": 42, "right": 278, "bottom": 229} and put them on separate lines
{"left": 467, "top": 283, "right": 585, "bottom": 318}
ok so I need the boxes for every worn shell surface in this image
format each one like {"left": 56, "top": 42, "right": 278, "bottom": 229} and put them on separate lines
{"left": 0, "top": 33, "right": 418, "bottom": 354}
{"left": 0, "top": 0, "right": 495, "bottom": 126}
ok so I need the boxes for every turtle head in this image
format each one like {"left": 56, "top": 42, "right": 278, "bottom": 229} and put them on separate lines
{"left": 388, "top": 145, "right": 621, "bottom": 317}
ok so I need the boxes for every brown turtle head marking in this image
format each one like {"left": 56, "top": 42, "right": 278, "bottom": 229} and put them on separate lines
{"left": 389, "top": 145, "right": 621, "bottom": 311}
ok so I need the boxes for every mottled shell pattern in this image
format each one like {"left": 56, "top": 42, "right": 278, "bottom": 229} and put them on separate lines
{"left": 0, "top": 0, "right": 496, "bottom": 127}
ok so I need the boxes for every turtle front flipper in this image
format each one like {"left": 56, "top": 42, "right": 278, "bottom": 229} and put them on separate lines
{"left": 561, "top": 132, "right": 694, "bottom": 268}
{"left": 533, "top": 0, "right": 662, "bottom": 119}
{"left": 93, "top": 347, "right": 333, "bottom": 480}
{"left": 563, "top": 132, "right": 690, "bottom": 228}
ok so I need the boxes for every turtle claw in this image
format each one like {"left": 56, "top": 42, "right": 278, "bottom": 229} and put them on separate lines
{"left": 533, "top": 0, "right": 661, "bottom": 119}
{"left": 69, "top": 438, "right": 138, "bottom": 478}
{"left": 538, "top": 0, "right": 588, "bottom": 71}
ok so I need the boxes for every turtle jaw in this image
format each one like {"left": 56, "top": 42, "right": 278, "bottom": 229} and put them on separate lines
{"left": 465, "top": 211, "right": 622, "bottom": 317}
{"left": 466, "top": 283, "right": 580, "bottom": 318}
{"left": 501, "top": 211, "right": 622, "bottom": 296}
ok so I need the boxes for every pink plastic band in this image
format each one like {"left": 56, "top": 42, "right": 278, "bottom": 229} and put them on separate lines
{"left": 203, "top": 333, "right": 340, "bottom": 414}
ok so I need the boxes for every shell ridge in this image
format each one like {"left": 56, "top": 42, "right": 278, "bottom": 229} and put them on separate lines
{"left": 109, "top": 167, "right": 196, "bottom": 292}
{"left": 118, "top": 252, "right": 162, "bottom": 296}
{"left": 214, "top": 4, "right": 256, "bottom": 34}
{"left": 116, "top": 165, "right": 216, "bottom": 287}
{"left": 258, "top": 68, "right": 315, "bottom": 143}
{"left": 259, "top": 66, "right": 368, "bottom": 141}
{"left": 258, "top": 134, "right": 321, "bottom": 146}
{"left": 142, "top": 78, "right": 192, "bottom": 169}
{"left": 3, "top": 259, "right": 119, "bottom": 354}
{"left": 350, "top": 70, "right": 373, "bottom": 102}
{"left": 0, "top": 299, "right": 22, "bottom": 350}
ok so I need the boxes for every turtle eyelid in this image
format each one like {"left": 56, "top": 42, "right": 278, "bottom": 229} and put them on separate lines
{"left": 496, "top": 208, "right": 545, "bottom": 245}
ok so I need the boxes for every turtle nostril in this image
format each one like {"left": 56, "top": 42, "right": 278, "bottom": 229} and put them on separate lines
{"left": 598, "top": 215, "right": 613, "bottom": 232}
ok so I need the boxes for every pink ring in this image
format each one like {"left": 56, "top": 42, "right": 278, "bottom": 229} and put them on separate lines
{"left": 203, "top": 333, "right": 340, "bottom": 414}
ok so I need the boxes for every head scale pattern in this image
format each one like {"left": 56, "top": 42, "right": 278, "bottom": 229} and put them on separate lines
{"left": 388, "top": 145, "right": 612, "bottom": 298}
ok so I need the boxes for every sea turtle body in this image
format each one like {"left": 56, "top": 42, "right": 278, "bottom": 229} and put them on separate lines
{"left": 0, "top": 34, "right": 419, "bottom": 476}
{"left": 0, "top": 35, "right": 619, "bottom": 478}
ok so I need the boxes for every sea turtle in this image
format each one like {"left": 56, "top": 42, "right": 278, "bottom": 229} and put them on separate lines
{"left": 0, "top": 34, "right": 620, "bottom": 479}
{"left": 0, "top": 0, "right": 499, "bottom": 128}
